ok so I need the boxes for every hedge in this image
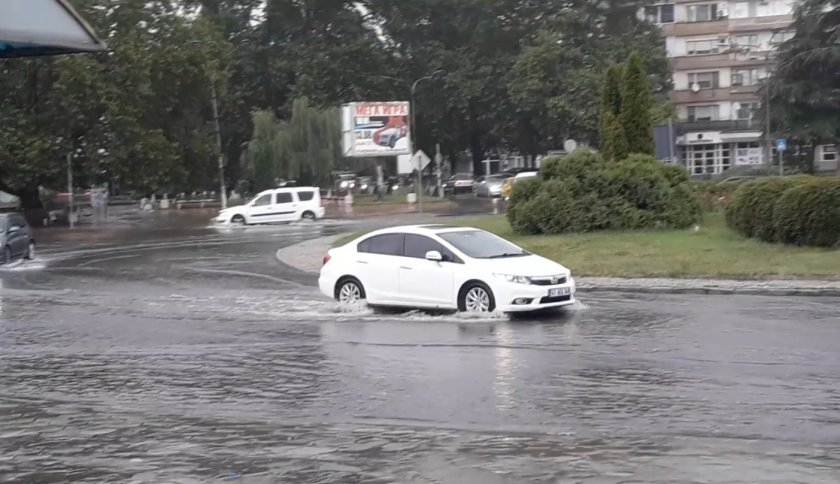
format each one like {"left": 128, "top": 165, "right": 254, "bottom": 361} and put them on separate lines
{"left": 506, "top": 149, "right": 701, "bottom": 234}
{"left": 773, "top": 177, "right": 840, "bottom": 247}
{"left": 724, "top": 176, "right": 812, "bottom": 242}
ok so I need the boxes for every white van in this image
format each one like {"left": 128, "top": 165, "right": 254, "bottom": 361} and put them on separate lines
{"left": 216, "top": 187, "right": 325, "bottom": 225}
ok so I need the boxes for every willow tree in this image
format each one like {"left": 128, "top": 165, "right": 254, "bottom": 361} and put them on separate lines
{"left": 247, "top": 111, "right": 280, "bottom": 191}
{"left": 276, "top": 97, "right": 342, "bottom": 186}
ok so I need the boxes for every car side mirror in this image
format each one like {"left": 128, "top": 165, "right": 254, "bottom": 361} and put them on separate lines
{"left": 425, "top": 250, "right": 443, "bottom": 262}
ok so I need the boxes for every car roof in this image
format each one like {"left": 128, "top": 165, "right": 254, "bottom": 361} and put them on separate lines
{"left": 355, "top": 224, "right": 479, "bottom": 239}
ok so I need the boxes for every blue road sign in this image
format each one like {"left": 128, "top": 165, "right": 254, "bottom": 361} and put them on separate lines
{"left": 775, "top": 138, "right": 787, "bottom": 152}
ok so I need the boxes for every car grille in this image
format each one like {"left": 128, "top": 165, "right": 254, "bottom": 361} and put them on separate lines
{"left": 539, "top": 295, "right": 572, "bottom": 304}
{"left": 530, "top": 276, "right": 567, "bottom": 286}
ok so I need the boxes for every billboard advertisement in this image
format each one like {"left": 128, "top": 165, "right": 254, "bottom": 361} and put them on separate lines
{"left": 341, "top": 101, "right": 411, "bottom": 157}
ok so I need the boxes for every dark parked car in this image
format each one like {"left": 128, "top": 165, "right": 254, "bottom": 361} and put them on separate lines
{"left": 1, "top": 213, "right": 35, "bottom": 264}
{"left": 443, "top": 173, "right": 475, "bottom": 196}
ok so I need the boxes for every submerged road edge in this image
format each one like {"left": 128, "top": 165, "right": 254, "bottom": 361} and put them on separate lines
{"left": 276, "top": 234, "right": 840, "bottom": 297}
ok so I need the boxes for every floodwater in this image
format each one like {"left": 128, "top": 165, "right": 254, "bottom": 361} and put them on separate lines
{"left": 1, "top": 213, "right": 839, "bottom": 483}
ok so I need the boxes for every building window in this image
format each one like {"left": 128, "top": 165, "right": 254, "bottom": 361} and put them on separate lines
{"left": 735, "top": 141, "right": 763, "bottom": 165}
{"left": 822, "top": 145, "right": 837, "bottom": 162}
{"left": 688, "top": 71, "right": 720, "bottom": 89}
{"left": 731, "top": 69, "right": 760, "bottom": 86}
{"left": 644, "top": 4, "right": 675, "bottom": 23}
{"left": 683, "top": 143, "right": 731, "bottom": 175}
{"left": 734, "top": 102, "right": 758, "bottom": 120}
{"left": 770, "top": 31, "right": 795, "bottom": 45}
{"left": 687, "top": 4, "right": 719, "bottom": 22}
{"left": 686, "top": 37, "right": 727, "bottom": 55}
{"left": 732, "top": 1, "right": 750, "bottom": 18}
{"left": 733, "top": 34, "right": 759, "bottom": 49}
{"left": 687, "top": 105, "right": 720, "bottom": 122}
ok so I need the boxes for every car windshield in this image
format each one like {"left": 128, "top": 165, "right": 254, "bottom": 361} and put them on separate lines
{"left": 438, "top": 230, "right": 529, "bottom": 259}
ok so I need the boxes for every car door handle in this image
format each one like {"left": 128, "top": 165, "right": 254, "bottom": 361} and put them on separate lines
{"left": 356, "top": 260, "right": 368, "bottom": 264}
{"left": 400, "top": 266, "right": 412, "bottom": 270}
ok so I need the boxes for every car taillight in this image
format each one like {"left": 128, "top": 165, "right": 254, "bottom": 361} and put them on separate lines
{"left": 322, "top": 254, "right": 331, "bottom": 265}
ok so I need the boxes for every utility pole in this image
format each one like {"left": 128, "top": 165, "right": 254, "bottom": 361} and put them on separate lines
{"left": 209, "top": 75, "right": 227, "bottom": 210}
{"left": 66, "top": 153, "right": 74, "bottom": 229}
{"left": 410, "top": 80, "right": 423, "bottom": 215}
{"left": 435, "top": 143, "right": 443, "bottom": 199}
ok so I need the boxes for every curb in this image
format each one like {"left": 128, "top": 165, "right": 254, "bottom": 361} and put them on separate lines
{"left": 275, "top": 235, "right": 840, "bottom": 297}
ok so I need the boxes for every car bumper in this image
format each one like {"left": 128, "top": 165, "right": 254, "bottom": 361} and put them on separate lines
{"left": 318, "top": 273, "right": 335, "bottom": 299}
{"left": 492, "top": 277, "right": 577, "bottom": 313}
{"left": 315, "top": 207, "right": 326, "bottom": 219}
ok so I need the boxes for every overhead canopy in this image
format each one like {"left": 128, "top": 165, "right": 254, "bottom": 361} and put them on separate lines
{"left": 0, "top": 0, "right": 105, "bottom": 58}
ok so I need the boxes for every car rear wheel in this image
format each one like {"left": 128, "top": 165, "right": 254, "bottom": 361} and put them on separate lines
{"left": 25, "top": 242, "right": 34, "bottom": 260}
{"left": 459, "top": 282, "right": 495, "bottom": 313}
{"left": 301, "top": 211, "right": 316, "bottom": 221}
{"left": 336, "top": 277, "right": 365, "bottom": 304}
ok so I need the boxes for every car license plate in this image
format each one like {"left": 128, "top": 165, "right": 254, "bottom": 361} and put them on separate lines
{"left": 548, "top": 287, "right": 570, "bottom": 297}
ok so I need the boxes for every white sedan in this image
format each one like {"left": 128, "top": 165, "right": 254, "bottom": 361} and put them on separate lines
{"left": 319, "top": 225, "right": 576, "bottom": 313}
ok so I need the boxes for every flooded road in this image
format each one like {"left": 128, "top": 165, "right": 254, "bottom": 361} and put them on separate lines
{"left": 1, "top": 216, "right": 839, "bottom": 483}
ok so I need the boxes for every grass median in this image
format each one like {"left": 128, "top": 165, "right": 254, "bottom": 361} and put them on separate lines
{"left": 333, "top": 212, "right": 840, "bottom": 279}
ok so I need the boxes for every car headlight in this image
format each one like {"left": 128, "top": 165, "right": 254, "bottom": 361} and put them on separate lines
{"left": 494, "top": 273, "right": 531, "bottom": 284}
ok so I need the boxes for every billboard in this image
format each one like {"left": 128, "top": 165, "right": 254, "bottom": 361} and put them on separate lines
{"left": 341, "top": 101, "right": 411, "bottom": 157}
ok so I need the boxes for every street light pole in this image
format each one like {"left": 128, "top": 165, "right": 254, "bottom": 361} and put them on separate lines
{"left": 764, "top": 29, "right": 783, "bottom": 169}
{"left": 410, "top": 69, "right": 444, "bottom": 215}
{"left": 209, "top": 74, "right": 227, "bottom": 210}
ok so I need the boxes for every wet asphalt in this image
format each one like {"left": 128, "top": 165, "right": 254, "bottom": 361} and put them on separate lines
{"left": 1, "top": 211, "right": 840, "bottom": 483}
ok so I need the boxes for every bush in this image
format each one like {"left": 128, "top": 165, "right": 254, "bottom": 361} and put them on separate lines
{"left": 725, "top": 176, "right": 812, "bottom": 241}
{"left": 507, "top": 151, "right": 701, "bottom": 234}
{"left": 774, "top": 177, "right": 840, "bottom": 247}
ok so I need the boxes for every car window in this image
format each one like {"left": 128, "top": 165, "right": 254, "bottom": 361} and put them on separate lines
{"left": 438, "top": 230, "right": 528, "bottom": 259}
{"left": 276, "top": 192, "right": 293, "bottom": 204}
{"left": 10, "top": 215, "right": 25, "bottom": 229}
{"left": 404, "top": 234, "right": 461, "bottom": 263}
{"left": 253, "top": 194, "right": 272, "bottom": 206}
{"left": 359, "top": 234, "right": 404, "bottom": 256}
{"left": 297, "top": 190, "right": 315, "bottom": 202}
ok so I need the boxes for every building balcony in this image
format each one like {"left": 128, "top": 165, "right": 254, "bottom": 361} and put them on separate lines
{"left": 670, "top": 52, "right": 771, "bottom": 70}
{"left": 728, "top": 14, "right": 793, "bottom": 33}
{"left": 662, "top": 20, "right": 729, "bottom": 37}
{"left": 675, "top": 119, "right": 763, "bottom": 134}
{"left": 670, "top": 85, "right": 760, "bottom": 104}
{"left": 661, "top": 15, "right": 792, "bottom": 36}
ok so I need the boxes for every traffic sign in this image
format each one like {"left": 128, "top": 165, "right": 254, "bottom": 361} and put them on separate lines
{"left": 412, "top": 150, "right": 431, "bottom": 171}
{"left": 775, "top": 138, "right": 787, "bottom": 152}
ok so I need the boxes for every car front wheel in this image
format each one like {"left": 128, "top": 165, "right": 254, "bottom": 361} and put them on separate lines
{"left": 25, "top": 241, "right": 34, "bottom": 260}
{"left": 459, "top": 282, "right": 495, "bottom": 313}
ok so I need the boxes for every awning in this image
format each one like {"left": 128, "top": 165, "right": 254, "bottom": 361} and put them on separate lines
{"left": 0, "top": 0, "right": 105, "bottom": 58}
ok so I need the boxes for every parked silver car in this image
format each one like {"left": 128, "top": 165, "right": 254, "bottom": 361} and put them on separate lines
{"left": 472, "top": 174, "right": 507, "bottom": 198}
{"left": 0, "top": 213, "right": 35, "bottom": 264}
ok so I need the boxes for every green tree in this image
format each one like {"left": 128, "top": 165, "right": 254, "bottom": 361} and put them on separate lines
{"left": 599, "top": 64, "right": 623, "bottom": 144}
{"left": 247, "top": 111, "right": 281, "bottom": 191}
{"left": 620, "top": 52, "right": 655, "bottom": 155}
{"left": 275, "top": 97, "right": 342, "bottom": 187}
{"left": 766, "top": 0, "right": 840, "bottom": 173}
{"left": 602, "top": 112, "right": 629, "bottom": 162}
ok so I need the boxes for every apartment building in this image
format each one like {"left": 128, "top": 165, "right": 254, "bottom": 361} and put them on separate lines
{"left": 645, "top": 0, "right": 801, "bottom": 175}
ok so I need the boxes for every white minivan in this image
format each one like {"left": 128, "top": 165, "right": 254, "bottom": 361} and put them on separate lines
{"left": 216, "top": 187, "right": 326, "bottom": 225}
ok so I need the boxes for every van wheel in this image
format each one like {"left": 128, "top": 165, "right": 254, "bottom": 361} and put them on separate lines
{"left": 231, "top": 214, "right": 246, "bottom": 225}
{"left": 301, "top": 211, "right": 316, "bottom": 221}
